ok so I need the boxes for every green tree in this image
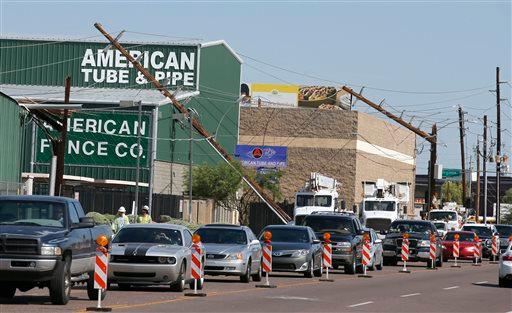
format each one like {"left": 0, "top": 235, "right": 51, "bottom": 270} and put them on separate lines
{"left": 501, "top": 188, "right": 512, "bottom": 204}
{"left": 441, "top": 181, "right": 463, "bottom": 204}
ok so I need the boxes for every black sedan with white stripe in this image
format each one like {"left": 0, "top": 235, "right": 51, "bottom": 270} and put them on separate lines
{"left": 108, "top": 224, "right": 203, "bottom": 292}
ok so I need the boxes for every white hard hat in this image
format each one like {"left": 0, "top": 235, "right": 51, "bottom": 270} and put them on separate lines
{"left": 142, "top": 205, "right": 150, "bottom": 211}
{"left": 118, "top": 207, "right": 126, "bottom": 213}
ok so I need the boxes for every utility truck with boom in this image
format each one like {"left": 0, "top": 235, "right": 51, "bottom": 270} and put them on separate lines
{"left": 360, "top": 179, "right": 410, "bottom": 235}
{"left": 293, "top": 173, "right": 339, "bottom": 225}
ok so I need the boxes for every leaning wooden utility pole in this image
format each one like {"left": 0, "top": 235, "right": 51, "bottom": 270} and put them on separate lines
{"left": 54, "top": 76, "right": 71, "bottom": 196}
{"left": 341, "top": 87, "right": 437, "bottom": 212}
{"left": 458, "top": 106, "right": 467, "bottom": 206}
{"left": 94, "top": 23, "right": 290, "bottom": 223}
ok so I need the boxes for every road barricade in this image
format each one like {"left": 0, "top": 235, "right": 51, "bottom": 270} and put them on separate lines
{"left": 427, "top": 232, "right": 437, "bottom": 270}
{"left": 256, "top": 231, "right": 277, "bottom": 288}
{"left": 473, "top": 236, "right": 481, "bottom": 266}
{"left": 185, "top": 235, "right": 206, "bottom": 297}
{"left": 491, "top": 235, "right": 499, "bottom": 263}
{"left": 86, "top": 235, "right": 111, "bottom": 312}
{"left": 399, "top": 233, "right": 411, "bottom": 273}
{"left": 359, "top": 233, "right": 372, "bottom": 278}
{"left": 320, "top": 233, "right": 334, "bottom": 282}
{"left": 452, "top": 234, "right": 461, "bottom": 268}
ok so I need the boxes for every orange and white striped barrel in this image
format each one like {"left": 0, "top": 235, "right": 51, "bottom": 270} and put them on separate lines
{"left": 322, "top": 243, "right": 332, "bottom": 268}
{"left": 491, "top": 235, "right": 498, "bottom": 256}
{"left": 401, "top": 238, "right": 409, "bottom": 262}
{"left": 362, "top": 240, "right": 371, "bottom": 266}
{"left": 473, "top": 240, "right": 481, "bottom": 259}
{"left": 191, "top": 243, "right": 202, "bottom": 280}
{"left": 429, "top": 240, "right": 436, "bottom": 261}
{"left": 262, "top": 243, "right": 272, "bottom": 273}
{"left": 94, "top": 248, "right": 108, "bottom": 290}
{"left": 453, "top": 239, "right": 460, "bottom": 258}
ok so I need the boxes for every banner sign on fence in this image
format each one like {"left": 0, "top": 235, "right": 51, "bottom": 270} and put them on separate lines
{"left": 36, "top": 111, "right": 150, "bottom": 168}
{"left": 235, "top": 145, "right": 287, "bottom": 168}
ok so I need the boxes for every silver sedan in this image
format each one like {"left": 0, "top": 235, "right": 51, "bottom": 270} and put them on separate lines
{"left": 108, "top": 224, "right": 202, "bottom": 292}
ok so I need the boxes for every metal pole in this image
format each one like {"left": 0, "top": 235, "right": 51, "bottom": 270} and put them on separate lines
{"left": 49, "top": 156, "right": 57, "bottom": 196}
{"left": 496, "top": 67, "right": 501, "bottom": 224}
{"left": 189, "top": 112, "right": 193, "bottom": 223}
{"left": 97, "top": 289, "right": 101, "bottom": 309}
{"left": 148, "top": 106, "right": 158, "bottom": 213}
{"left": 30, "top": 121, "right": 36, "bottom": 173}
{"left": 134, "top": 101, "right": 142, "bottom": 221}
{"left": 476, "top": 141, "right": 481, "bottom": 218}
{"left": 483, "top": 115, "right": 488, "bottom": 224}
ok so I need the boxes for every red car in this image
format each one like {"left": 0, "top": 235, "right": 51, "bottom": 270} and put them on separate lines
{"left": 442, "top": 231, "right": 483, "bottom": 261}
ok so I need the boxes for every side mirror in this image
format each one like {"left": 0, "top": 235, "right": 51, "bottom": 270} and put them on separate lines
{"left": 312, "top": 239, "right": 321, "bottom": 244}
{"left": 374, "top": 239, "right": 382, "bottom": 244}
{"left": 251, "top": 239, "right": 260, "bottom": 245}
{"left": 71, "top": 217, "right": 95, "bottom": 229}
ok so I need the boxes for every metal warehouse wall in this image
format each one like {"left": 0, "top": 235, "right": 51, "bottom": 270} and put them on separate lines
{"left": 157, "top": 43, "right": 241, "bottom": 166}
{"left": 0, "top": 93, "right": 23, "bottom": 187}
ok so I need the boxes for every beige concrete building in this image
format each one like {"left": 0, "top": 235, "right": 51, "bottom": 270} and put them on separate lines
{"left": 239, "top": 107, "right": 416, "bottom": 212}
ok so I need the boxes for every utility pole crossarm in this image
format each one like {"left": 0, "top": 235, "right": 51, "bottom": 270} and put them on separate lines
{"left": 94, "top": 23, "right": 291, "bottom": 223}
{"left": 341, "top": 87, "right": 434, "bottom": 143}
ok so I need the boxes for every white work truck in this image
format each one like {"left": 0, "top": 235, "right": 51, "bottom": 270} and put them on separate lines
{"left": 361, "top": 179, "right": 410, "bottom": 235}
{"left": 293, "top": 173, "right": 339, "bottom": 225}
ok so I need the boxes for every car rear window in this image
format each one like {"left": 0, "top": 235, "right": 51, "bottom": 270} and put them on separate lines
{"left": 260, "top": 228, "right": 310, "bottom": 243}
{"left": 113, "top": 227, "right": 183, "bottom": 246}
{"left": 303, "top": 216, "right": 355, "bottom": 234}
{"left": 195, "top": 228, "right": 247, "bottom": 245}
{"left": 461, "top": 226, "right": 492, "bottom": 237}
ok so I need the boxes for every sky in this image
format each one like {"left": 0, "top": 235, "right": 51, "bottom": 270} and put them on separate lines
{"left": 0, "top": 0, "right": 510, "bottom": 175}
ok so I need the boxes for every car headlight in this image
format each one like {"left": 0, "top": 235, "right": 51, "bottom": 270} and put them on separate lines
{"left": 485, "top": 239, "right": 492, "bottom": 246}
{"left": 291, "top": 249, "right": 309, "bottom": 257}
{"left": 158, "top": 257, "right": 177, "bottom": 264}
{"left": 227, "top": 253, "right": 243, "bottom": 260}
{"left": 41, "top": 246, "right": 62, "bottom": 256}
{"left": 418, "top": 240, "right": 430, "bottom": 247}
{"left": 383, "top": 239, "right": 394, "bottom": 245}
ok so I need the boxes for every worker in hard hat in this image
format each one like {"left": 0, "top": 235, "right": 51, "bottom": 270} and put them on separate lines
{"left": 137, "top": 205, "right": 152, "bottom": 224}
{"left": 112, "top": 206, "right": 130, "bottom": 233}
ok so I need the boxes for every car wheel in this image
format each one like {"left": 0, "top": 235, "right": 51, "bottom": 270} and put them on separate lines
{"left": 376, "top": 256, "right": 383, "bottom": 271}
{"left": 240, "top": 261, "right": 251, "bottom": 283}
{"left": 0, "top": 285, "right": 16, "bottom": 300}
{"left": 87, "top": 271, "right": 106, "bottom": 300}
{"left": 313, "top": 262, "right": 322, "bottom": 278}
{"left": 443, "top": 256, "right": 448, "bottom": 263}
{"left": 252, "top": 263, "right": 263, "bottom": 282}
{"left": 368, "top": 254, "right": 376, "bottom": 271}
{"left": 304, "top": 260, "right": 314, "bottom": 278}
{"left": 498, "top": 277, "right": 507, "bottom": 287}
{"left": 383, "top": 257, "right": 397, "bottom": 266}
{"left": 345, "top": 253, "right": 357, "bottom": 275}
{"left": 170, "top": 262, "right": 185, "bottom": 292}
{"left": 49, "top": 256, "right": 71, "bottom": 305}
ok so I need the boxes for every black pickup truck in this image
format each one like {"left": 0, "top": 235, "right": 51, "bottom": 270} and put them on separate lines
{"left": 0, "top": 195, "right": 113, "bottom": 304}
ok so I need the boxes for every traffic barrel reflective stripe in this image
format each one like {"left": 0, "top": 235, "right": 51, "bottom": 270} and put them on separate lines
{"left": 94, "top": 249, "right": 108, "bottom": 290}
{"left": 491, "top": 236, "right": 498, "bottom": 256}
{"left": 323, "top": 243, "right": 332, "bottom": 268}
{"left": 453, "top": 240, "right": 460, "bottom": 258}
{"left": 401, "top": 238, "right": 409, "bottom": 262}
{"left": 362, "top": 240, "right": 371, "bottom": 266}
{"left": 429, "top": 241, "right": 436, "bottom": 261}
{"left": 262, "top": 244, "right": 272, "bottom": 273}
{"left": 191, "top": 243, "right": 202, "bottom": 280}
{"left": 474, "top": 240, "right": 481, "bottom": 259}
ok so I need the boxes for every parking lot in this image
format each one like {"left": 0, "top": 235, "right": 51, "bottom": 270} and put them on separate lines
{"left": 0, "top": 260, "right": 509, "bottom": 313}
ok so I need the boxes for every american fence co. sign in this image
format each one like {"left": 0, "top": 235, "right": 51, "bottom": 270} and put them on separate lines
{"left": 37, "top": 111, "right": 150, "bottom": 168}
{"left": 0, "top": 38, "right": 200, "bottom": 90}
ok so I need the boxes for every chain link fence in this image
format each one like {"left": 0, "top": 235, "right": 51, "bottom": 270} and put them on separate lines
{"left": 0, "top": 181, "right": 25, "bottom": 196}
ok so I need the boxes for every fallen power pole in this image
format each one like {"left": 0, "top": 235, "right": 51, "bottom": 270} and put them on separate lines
{"left": 458, "top": 106, "right": 467, "bottom": 206}
{"left": 94, "top": 23, "right": 291, "bottom": 223}
{"left": 341, "top": 87, "right": 437, "bottom": 212}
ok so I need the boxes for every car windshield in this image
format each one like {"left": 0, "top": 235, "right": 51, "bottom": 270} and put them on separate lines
{"left": 296, "top": 195, "right": 332, "bottom": 207}
{"left": 364, "top": 201, "right": 395, "bottom": 212}
{"left": 434, "top": 222, "right": 446, "bottom": 230}
{"left": 389, "top": 221, "right": 431, "bottom": 233}
{"left": 303, "top": 216, "right": 355, "bottom": 234}
{"left": 113, "top": 227, "right": 183, "bottom": 246}
{"left": 195, "top": 228, "right": 247, "bottom": 245}
{"left": 428, "top": 211, "right": 457, "bottom": 221}
{"left": 261, "top": 228, "right": 310, "bottom": 243}
{"left": 461, "top": 226, "right": 492, "bottom": 237}
{"left": 0, "top": 200, "right": 65, "bottom": 228}
{"left": 444, "top": 233, "right": 475, "bottom": 242}
{"left": 496, "top": 225, "right": 512, "bottom": 237}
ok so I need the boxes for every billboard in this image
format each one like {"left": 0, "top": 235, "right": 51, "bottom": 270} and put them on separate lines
{"left": 250, "top": 84, "right": 299, "bottom": 108}
{"left": 36, "top": 111, "right": 150, "bottom": 168}
{"left": 235, "top": 145, "right": 287, "bottom": 168}
{"left": 0, "top": 38, "right": 200, "bottom": 90}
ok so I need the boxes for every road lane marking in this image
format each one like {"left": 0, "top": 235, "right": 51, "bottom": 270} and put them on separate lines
{"left": 400, "top": 293, "right": 420, "bottom": 298}
{"left": 474, "top": 281, "right": 488, "bottom": 284}
{"left": 348, "top": 301, "right": 374, "bottom": 308}
{"left": 268, "top": 296, "right": 318, "bottom": 301}
{"left": 443, "top": 286, "right": 459, "bottom": 290}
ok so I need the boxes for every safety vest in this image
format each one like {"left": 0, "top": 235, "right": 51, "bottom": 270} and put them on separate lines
{"left": 112, "top": 215, "right": 130, "bottom": 233}
{"left": 137, "top": 214, "right": 152, "bottom": 224}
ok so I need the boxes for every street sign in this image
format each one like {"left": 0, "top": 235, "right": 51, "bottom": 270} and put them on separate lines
{"left": 235, "top": 145, "right": 287, "bottom": 168}
{"left": 442, "top": 168, "right": 461, "bottom": 179}
{"left": 36, "top": 111, "right": 150, "bottom": 168}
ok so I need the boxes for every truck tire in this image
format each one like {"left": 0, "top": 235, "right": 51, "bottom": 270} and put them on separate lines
{"left": 252, "top": 263, "right": 262, "bottom": 282}
{"left": 87, "top": 271, "right": 106, "bottom": 300}
{"left": 170, "top": 262, "right": 185, "bottom": 292}
{"left": 49, "top": 256, "right": 71, "bottom": 305}
{"left": 0, "top": 285, "right": 16, "bottom": 299}
{"left": 240, "top": 261, "right": 251, "bottom": 283}
{"left": 383, "top": 257, "right": 397, "bottom": 266}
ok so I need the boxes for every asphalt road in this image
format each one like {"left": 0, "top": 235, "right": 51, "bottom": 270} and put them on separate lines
{"left": 1, "top": 260, "right": 510, "bottom": 313}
